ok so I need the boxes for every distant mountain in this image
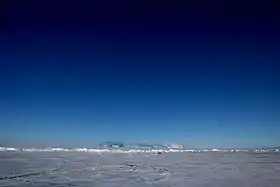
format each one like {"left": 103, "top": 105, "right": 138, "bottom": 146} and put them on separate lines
{"left": 98, "top": 142, "right": 186, "bottom": 150}
{"left": 165, "top": 144, "right": 185, "bottom": 149}
{"left": 264, "top": 146, "right": 280, "bottom": 150}
{"left": 255, "top": 146, "right": 280, "bottom": 150}
{"left": 99, "top": 142, "right": 171, "bottom": 149}
{"left": 135, "top": 143, "right": 167, "bottom": 149}
{"left": 99, "top": 141, "right": 124, "bottom": 148}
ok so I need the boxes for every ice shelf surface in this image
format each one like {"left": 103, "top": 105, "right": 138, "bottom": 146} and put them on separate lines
{"left": 0, "top": 152, "right": 280, "bottom": 187}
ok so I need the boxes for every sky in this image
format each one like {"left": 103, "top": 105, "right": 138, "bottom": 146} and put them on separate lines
{"left": 1, "top": 1, "right": 280, "bottom": 148}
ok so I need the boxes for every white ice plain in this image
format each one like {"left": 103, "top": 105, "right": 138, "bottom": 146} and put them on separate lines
{"left": 0, "top": 152, "right": 280, "bottom": 187}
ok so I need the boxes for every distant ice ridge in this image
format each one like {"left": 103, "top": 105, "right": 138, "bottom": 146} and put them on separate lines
{"left": 0, "top": 146, "right": 279, "bottom": 153}
{"left": 0, "top": 147, "right": 19, "bottom": 151}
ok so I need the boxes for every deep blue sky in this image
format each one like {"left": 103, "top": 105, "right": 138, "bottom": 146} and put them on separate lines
{"left": 1, "top": 1, "right": 280, "bottom": 148}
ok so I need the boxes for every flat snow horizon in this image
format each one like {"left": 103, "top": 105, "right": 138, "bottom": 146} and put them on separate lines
{"left": 0, "top": 152, "right": 280, "bottom": 187}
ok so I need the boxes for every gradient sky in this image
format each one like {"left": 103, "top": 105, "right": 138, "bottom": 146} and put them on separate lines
{"left": 1, "top": 1, "right": 280, "bottom": 148}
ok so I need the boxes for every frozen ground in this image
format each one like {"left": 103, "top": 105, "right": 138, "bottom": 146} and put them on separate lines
{"left": 0, "top": 152, "right": 279, "bottom": 187}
